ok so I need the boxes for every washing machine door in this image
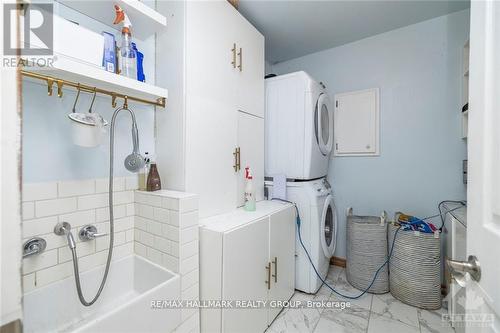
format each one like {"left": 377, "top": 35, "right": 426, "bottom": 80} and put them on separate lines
{"left": 320, "top": 195, "right": 337, "bottom": 258}
{"left": 315, "top": 93, "right": 333, "bottom": 156}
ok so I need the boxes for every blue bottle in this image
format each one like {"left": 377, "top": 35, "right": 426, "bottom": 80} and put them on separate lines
{"left": 131, "top": 42, "right": 145, "bottom": 82}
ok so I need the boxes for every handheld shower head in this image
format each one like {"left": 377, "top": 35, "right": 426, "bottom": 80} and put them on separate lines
{"left": 124, "top": 152, "right": 145, "bottom": 172}
{"left": 124, "top": 121, "right": 145, "bottom": 172}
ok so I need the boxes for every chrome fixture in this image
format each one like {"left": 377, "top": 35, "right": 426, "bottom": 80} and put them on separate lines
{"left": 446, "top": 255, "right": 481, "bottom": 284}
{"left": 55, "top": 102, "right": 144, "bottom": 307}
{"left": 79, "top": 225, "right": 107, "bottom": 242}
{"left": 23, "top": 237, "right": 47, "bottom": 258}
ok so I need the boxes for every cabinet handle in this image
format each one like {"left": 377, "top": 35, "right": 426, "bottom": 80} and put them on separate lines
{"left": 272, "top": 257, "right": 278, "bottom": 283}
{"left": 237, "top": 147, "right": 241, "bottom": 171}
{"left": 265, "top": 262, "right": 271, "bottom": 290}
{"left": 233, "top": 147, "right": 241, "bottom": 172}
{"left": 231, "top": 43, "right": 237, "bottom": 68}
{"left": 237, "top": 47, "right": 242, "bottom": 72}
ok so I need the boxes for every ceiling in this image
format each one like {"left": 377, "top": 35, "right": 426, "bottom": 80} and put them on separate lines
{"left": 238, "top": 0, "right": 470, "bottom": 63}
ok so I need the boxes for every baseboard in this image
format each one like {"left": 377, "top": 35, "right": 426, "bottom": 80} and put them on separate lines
{"left": 330, "top": 256, "right": 346, "bottom": 268}
{"left": 0, "top": 319, "right": 22, "bottom": 333}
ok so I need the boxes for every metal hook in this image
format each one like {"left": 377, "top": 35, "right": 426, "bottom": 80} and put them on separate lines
{"left": 111, "top": 93, "right": 117, "bottom": 108}
{"left": 57, "top": 80, "right": 63, "bottom": 98}
{"left": 47, "top": 78, "right": 54, "bottom": 96}
{"left": 88, "top": 87, "right": 97, "bottom": 113}
{"left": 123, "top": 96, "right": 128, "bottom": 109}
{"left": 72, "top": 83, "right": 81, "bottom": 113}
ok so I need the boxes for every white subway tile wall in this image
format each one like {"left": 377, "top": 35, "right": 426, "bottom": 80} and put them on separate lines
{"left": 22, "top": 182, "right": 200, "bottom": 333}
{"left": 21, "top": 176, "right": 138, "bottom": 291}
{"left": 134, "top": 190, "right": 200, "bottom": 332}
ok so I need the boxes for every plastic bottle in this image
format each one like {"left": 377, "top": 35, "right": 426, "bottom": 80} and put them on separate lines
{"left": 244, "top": 167, "right": 256, "bottom": 211}
{"left": 138, "top": 152, "right": 150, "bottom": 190}
{"left": 113, "top": 5, "right": 137, "bottom": 79}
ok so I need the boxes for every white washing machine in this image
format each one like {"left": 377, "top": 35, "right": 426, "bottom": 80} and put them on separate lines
{"left": 265, "top": 178, "right": 337, "bottom": 293}
{"left": 265, "top": 71, "right": 333, "bottom": 180}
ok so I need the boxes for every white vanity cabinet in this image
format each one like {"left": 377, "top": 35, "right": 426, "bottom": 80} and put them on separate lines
{"left": 200, "top": 201, "right": 296, "bottom": 333}
{"left": 156, "top": 0, "right": 264, "bottom": 218}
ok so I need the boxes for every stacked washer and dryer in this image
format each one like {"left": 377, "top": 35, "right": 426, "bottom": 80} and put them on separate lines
{"left": 264, "top": 71, "right": 338, "bottom": 294}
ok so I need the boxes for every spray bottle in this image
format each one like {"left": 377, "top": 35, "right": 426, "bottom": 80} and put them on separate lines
{"left": 114, "top": 5, "right": 137, "bottom": 79}
{"left": 244, "top": 167, "right": 256, "bottom": 211}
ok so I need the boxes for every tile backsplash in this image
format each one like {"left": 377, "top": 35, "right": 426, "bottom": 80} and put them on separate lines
{"left": 21, "top": 176, "right": 138, "bottom": 292}
{"left": 21, "top": 179, "right": 200, "bottom": 333}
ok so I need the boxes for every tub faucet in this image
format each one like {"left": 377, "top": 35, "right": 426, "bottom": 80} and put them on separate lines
{"left": 54, "top": 222, "right": 76, "bottom": 249}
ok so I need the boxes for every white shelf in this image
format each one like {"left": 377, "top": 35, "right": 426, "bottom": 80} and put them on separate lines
{"left": 23, "top": 55, "right": 167, "bottom": 104}
{"left": 57, "top": 0, "right": 166, "bottom": 40}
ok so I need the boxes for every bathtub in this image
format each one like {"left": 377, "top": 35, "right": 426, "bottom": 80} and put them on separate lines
{"left": 23, "top": 255, "right": 181, "bottom": 333}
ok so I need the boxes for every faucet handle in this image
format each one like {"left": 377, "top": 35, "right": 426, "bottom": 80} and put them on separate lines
{"left": 79, "top": 225, "right": 108, "bottom": 241}
{"left": 23, "top": 237, "right": 47, "bottom": 258}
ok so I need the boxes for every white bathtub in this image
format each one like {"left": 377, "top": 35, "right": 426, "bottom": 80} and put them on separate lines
{"left": 24, "top": 255, "right": 181, "bottom": 333}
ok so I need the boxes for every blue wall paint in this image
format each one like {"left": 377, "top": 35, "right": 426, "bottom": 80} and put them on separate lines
{"left": 22, "top": 3, "right": 156, "bottom": 183}
{"left": 22, "top": 82, "right": 155, "bottom": 182}
{"left": 272, "top": 10, "right": 469, "bottom": 258}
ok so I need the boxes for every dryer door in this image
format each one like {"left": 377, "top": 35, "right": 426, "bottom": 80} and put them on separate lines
{"left": 320, "top": 194, "right": 337, "bottom": 258}
{"left": 315, "top": 93, "right": 334, "bottom": 156}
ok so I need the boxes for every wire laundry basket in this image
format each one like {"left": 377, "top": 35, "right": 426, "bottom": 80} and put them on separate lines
{"left": 346, "top": 208, "right": 389, "bottom": 294}
{"left": 388, "top": 215, "right": 442, "bottom": 310}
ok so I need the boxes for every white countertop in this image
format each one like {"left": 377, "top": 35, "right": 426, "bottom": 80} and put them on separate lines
{"left": 200, "top": 200, "right": 294, "bottom": 233}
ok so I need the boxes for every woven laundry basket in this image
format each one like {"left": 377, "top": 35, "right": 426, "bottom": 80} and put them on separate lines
{"left": 346, "top": 209, "right": 389, "bottom": 294}
{"left": 388, "top": 222, "right": 441, "bottom": 310}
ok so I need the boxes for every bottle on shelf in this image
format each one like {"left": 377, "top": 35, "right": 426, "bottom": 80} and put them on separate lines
{"left": 113, "top": 5, "right": 137, "bottom": 80}
{"left": 147, "top": 162, "right": 162, "bottom": 192}
{"left": 138, "top": 152, "right": 150, "bottom": 191}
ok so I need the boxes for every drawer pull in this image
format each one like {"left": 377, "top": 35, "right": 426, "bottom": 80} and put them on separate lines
{"left": 265, "top": 262, "right": 271, "bottom": 290}
{"left": 272, "top": 257, "right": 278, "bottom": 283}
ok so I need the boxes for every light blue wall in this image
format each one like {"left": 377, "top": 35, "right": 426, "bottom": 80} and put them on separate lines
{"left": 272, "top": 10, "right": 469, "bottom": 258}
{"left": 23, "top": 82, "right": 155, "bottom": 182}
{"left": 22, "top": 3, "right": 156, "bottom": 183}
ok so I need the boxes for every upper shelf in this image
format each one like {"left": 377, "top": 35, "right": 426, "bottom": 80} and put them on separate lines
{"left": 23, "top": 55, "right": 167, "bottom": 106}
{"left": 57, "top": 0, "right": 167, "bottom": 40}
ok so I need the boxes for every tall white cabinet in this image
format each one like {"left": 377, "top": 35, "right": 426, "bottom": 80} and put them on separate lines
{"left": 156, "top": 0, "right": 265, "bottom": 218}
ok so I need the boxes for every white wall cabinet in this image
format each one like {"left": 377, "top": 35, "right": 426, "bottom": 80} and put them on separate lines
{"left": 334, "top": 88, "right": 380, "bottom": 156}
{"left": 200, "top": 201, "right": 296, "bottom": 333}
{"left": 156, "top": 0, "right": 264, "bottom": 218}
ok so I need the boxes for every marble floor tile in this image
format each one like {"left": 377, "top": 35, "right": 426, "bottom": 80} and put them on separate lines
{"left": 371, "top": 292, "right": 419, "bottom": 327}
{"left": 417, "top": 308, "right": 451, "bottom": 327}
{"left": 368, "top": 312, "right": 420, "bottom": 333}
{"left": 328, "top": 270, "right": 373, "bottom": 310}
{"left": 267, "top": 291, "right": 327, "bottom": 333}
{"left": 314, "top": 305, "right": 370, "bottom": 333}
{"left": 418, "top": 308, "right": 455, "bottom": 333}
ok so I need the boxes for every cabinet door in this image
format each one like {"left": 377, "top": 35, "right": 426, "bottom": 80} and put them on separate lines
{"left": 334, "top": 88, "right": 380, "bottom": 156}
{"left": 222, "top": 218, "right": 269, "bottom": 333}
{"left": 234, "top": 12, "right": 265, "bottom": 118}
{"left": 236, "top": 111, "right": 264, "bottom": 207}
{"left": 185, "top": 1, "right": 239, "bottom": 217}
{"left": 186, "top": 0, "right": 238, "bottom": 103}
{"left": 185, "top": 96, "right": 237, "bottom": 218}
{"left": 268, "top": 206, "right": 296, "bottom": 324}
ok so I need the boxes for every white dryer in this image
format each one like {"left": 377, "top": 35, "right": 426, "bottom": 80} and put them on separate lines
{"left": 265, "top": 71, "right": 333, "bottom": 180}
{"left": 265, "top": 178, "right": 337, "bottom": 293}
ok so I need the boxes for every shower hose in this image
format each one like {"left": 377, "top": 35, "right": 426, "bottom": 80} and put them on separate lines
{"left": 69, "top": 106, "right": 138, "bottom": 306}
{"left": 272, "top": 198, "right": 466, "bottom": 300}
